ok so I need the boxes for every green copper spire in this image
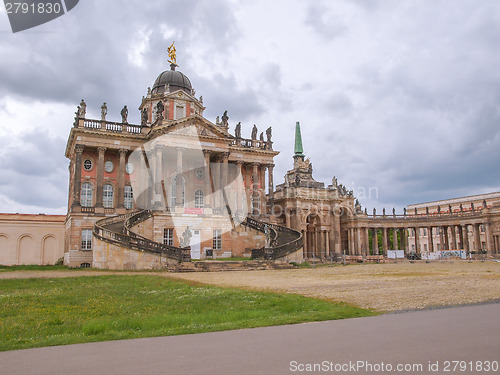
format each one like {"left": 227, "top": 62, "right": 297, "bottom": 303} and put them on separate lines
{"left": 294, "top": 121, "right": 304, "bottom": 156}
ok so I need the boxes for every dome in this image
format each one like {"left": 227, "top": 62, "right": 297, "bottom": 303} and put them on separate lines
{"left": 152, "top": 64, "right": 192, "bottom": 95}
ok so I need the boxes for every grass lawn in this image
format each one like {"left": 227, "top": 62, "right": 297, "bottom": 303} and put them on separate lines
{"left": 0, "top": 275, "right": 375, "bottom": 351}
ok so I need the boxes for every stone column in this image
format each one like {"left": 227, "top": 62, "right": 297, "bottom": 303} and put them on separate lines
{"left": 95, "top": 146, "right": 106, "bottom": 208}
{"left": 414, "top": 227, "right": 420, "bottom": 253}
{"left": 356, "top": 228, "right": 362, "bottom": 256}
{"left": 260, "top": 165, "right": 266, "bottom": 215}
{"left": 399, "top": 228, "right": 405, "bottom": 251}
{"left": 428, "top": 227, "right": 434, "bottom": 252}
{"left": 403, "top": 228, "right": 409, "bottom": 253}
{"left": 393, "top": 228, "right": 398, "bottom": 250}
{"left": 462, "top": 224, "right": 470, "bottom": 254}
{"left": 203, "top": 150, "right": 212, "bottom": 208}
{"left": 450, "top": 225, "right": 457, "bottom": 250}
{"left": 457, "top": 225, "right": 463, "bottom": 250}
{"left": 176, "top": 147, "right": 183, "bottom": 207}
{"left": 439, "top": 226, "right": 445, "bottom": 251}
{"left": 235, "top": 161, "right": 243, "bottom": 211}
{"left": 252, "top": 163, "right": 259, "bottom": 215}
{"left": 443, "top": 226, "right": 450, "bottom": 250}
{"left": 267, "top": 164, "right": 275, "bottom": 211}
{"left": 382, "top": 228, "right": 388, "bottom": 256}
{"left": 347, "top": 228, "right": 352, "bottom": 255}
{"left": 222, "top": 152, "right": 229, "bottom": 209}
{"left": 72, "top": 145, "right": 84, "bottom": 209}
{"left": 117, "top": 149, "right": 127, "bottom": 208}
{"left": 154, "top": 145, "right": 164, "bottom": 209}
{"left": 326, "top": 230, "right": 331, "bottom": 257}
{"left": 473, "top": 223, "right": 481, "bottom": 252}
{"left": 485, "top": 222, "right": 494, "bottom": 254}
{"left": 372, "top": 228, "right": 378, "bottom": 255}
{"left": 303, "top": 230, "right": 308, "bottom": 256}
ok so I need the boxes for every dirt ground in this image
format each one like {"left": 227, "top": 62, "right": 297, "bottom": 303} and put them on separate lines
{"left": 2, "top": 261, "right": 500, "bottom": 312}
{"left": 168, "top": 261, "right": 500, "bottom": 312}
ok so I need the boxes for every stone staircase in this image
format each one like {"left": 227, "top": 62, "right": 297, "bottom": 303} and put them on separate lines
{"left": 94, "top": 210, "right": 304, "bottom": 269}
{"left": 169, "top": 260, "right": 296, "bottom": 272}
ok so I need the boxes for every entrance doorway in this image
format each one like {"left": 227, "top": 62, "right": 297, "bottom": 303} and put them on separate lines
{"left": 190, "top": 230, "right": 201, "bottom": 259}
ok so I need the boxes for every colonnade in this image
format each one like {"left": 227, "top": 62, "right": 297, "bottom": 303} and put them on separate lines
{"left": 344, "top": 222, "right": 496, "bottom": 256}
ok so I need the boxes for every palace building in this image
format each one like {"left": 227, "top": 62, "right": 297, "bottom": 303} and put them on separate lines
{"left": 1, "top": 51, "right": 500, "bottom": 268}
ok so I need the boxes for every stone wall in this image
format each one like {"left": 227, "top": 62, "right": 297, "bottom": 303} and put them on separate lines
{"left": 0, "top": 213, "right": 65, "bottom": 266}
{"left": 92, "top": 237, "right": 178, "bottom": 270}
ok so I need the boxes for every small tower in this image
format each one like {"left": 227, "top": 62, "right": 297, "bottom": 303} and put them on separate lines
{"left": 293, "top": 121, "right": 305, "bottom": 169}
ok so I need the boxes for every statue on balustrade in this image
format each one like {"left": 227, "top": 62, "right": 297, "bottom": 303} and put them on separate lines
{"left": 393, "top": 207, "right": 396, "bottom": 216}
{"left": 141, "top": 108, "right": 148, "bottom": 125}
{"left": 383, "top": 208, "right": 386, "bottom": 216}
{"left": 483, "top": 199, "right": 487, "bottom": 208}
{"left": 449, "top": 204, "right": 452, "bottom": 213}
{"left": 78, "top": 99, "right": 86, "bottom": 118}
{"left": 221, "top": 110, "right": 229, "bottom": 127}
{"left": 251, "top": 124, "right": 258, "bottom": 140}
{"left": 437, "top": 205, "right": 441, "bottom": 214}
{"left": 404, "top": 208, "right": 407, "bottom": 216}
{"left": 259, "top": 132, "right": 264, "bottom": 142}
{"left": 266, "top": 127, "right": 272, "bottom": 142}
{"left": 101, "top": 102, "right": 107, "bottom": 121}
{"left": 234, "top": 122, "right": 241, "bottom": 138}
{"left": 121, "top": 105, "right": 128, "bottom": 124}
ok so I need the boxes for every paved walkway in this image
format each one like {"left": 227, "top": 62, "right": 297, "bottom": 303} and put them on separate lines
{"left": 1, "top": 303, "right": 499, "bottom": 375}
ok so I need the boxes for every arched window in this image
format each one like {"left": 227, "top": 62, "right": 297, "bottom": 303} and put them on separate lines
{"left": 171, "top": 176, "right": 185, "bottom": 207}
{"left": 81, "top": 182, "right": 93, "bottom": 207}
{"left": 124, "top": 185, "right": 133, "bottom": 209}
{"left": 103, "top": 184, "right": 114, "bottom": 208}
{"left": 194, "top": 190, "right": 204, "bottom": 208}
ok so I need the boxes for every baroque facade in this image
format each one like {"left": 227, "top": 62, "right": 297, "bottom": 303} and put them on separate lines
{"left": 1, "top": 55, "right": 500, "bottom": 267}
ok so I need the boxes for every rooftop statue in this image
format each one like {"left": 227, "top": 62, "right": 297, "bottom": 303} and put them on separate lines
{"left": 266, "top": 126, "right": 272, "bottom": 142}
{"left": 221, "top": 110, "right": 229, "bottom": 127}
{"left": 251, "top": 124, "right": 258, "bottom": 140}
{"left": 78, "top": 99, "right": 86, "bottom": 118}
{"left": 167, "top": 41, "right": 177, "bottom": 66}
{"left": 121, "top": 105, "right": 128, "bottom": 124}
{"left": 234, "top": 122, "right": 241, "bottom": 138}
{"left": 101, "top": 102, "right": 107, "bottom": 121}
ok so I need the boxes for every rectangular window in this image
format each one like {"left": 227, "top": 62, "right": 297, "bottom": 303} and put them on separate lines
{"left": 81, "top": 229, "right": 93, "bottom": 251}
{"left": 213, "top": 229, "right": 222, "bottom": 250}
{"left": 163, "top": 228, "right": 174, "bottom": 246}
{"left": 480, "top": 225, "right": 485, "bottom": 233}
{"left": 124, "top": 186, "right": 133, "bottom": 209}
{"left": 424, "top": 244, "right": 428, "bottom": 251}
{"left": 175, "top": 106, "right": 185, "bottom": 120}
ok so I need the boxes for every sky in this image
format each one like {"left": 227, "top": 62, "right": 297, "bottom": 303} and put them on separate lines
{"left": 0, "top": 0, "right": 499, "bottom": 215}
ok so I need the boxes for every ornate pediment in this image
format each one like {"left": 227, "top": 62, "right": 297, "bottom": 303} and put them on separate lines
{"left": 151, "top": 115, "right": 233, "bottom": 141}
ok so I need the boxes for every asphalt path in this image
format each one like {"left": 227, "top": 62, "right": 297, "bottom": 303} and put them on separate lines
{"left": 1, "top": 303, "right": 499, "bottom": 375}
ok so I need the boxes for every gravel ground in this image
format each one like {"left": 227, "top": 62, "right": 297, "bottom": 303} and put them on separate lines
{"left": 2, "top": 261, "right": 499, "bottom": 312}
{"left": 167, "top": 261, "right": 500, "bottom": 312}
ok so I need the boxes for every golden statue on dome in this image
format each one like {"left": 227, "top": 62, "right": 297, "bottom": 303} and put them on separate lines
{"left": 167, "top": 41, "right": 177, "bottom": 66}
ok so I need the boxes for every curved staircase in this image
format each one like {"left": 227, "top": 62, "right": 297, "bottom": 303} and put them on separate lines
{"left": 93, "top": 210, "right": 303, "bottom": 265}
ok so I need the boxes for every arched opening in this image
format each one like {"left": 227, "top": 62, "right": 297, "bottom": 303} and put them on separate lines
{"left": 0, "top": 235, "right": 9, "bottom": 265}
{"left": 18, "top": 235, "right": 37, "bottom": 265}
{"left": 42, "top": 235, "right": 58, "bottom": 265}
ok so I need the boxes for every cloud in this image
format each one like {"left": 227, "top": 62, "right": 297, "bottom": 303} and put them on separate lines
{"left": 1, "top": 0, "right": 500, "bottom": 215}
